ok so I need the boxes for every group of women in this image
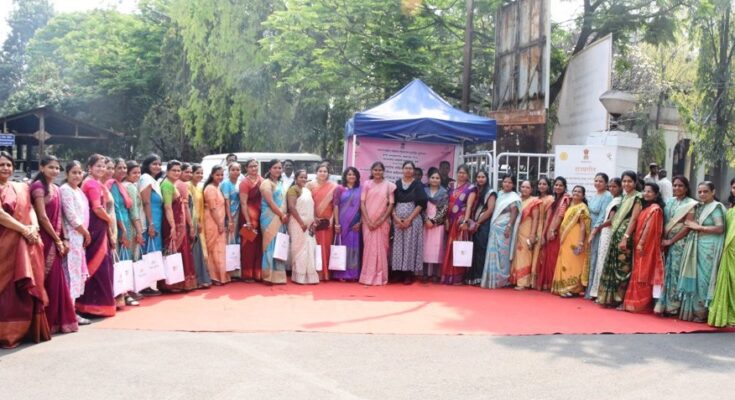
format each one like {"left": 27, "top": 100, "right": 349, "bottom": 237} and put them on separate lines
{"left": 2, "top": 149, "right": 735, "bottom": 349}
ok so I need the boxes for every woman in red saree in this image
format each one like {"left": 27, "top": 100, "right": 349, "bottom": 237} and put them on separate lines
{"left": 77, "top": 154, "right": 116, "bottom": 317}
{"left": 31, "top": 155, "right": 78, "bottom": 333}
{"left": 239, "top": 159, "right": 263, "bottom": 282}
{"left": 623, "top": 182, "right": 665, "bottom": 313}
{"left": 306, "top": 163, "right": 337, "bottom": 281}
{"left": 536, "top": 177, "right": 571, "bottom": 291}
{"left": 0, "top": 151, "right": 51, "bottom": 348}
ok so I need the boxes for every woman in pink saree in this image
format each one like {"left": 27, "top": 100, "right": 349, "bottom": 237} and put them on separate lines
{"left": 307, "top": 163, "right": 337, "bottom": 281}
{"left": 359, "top": 162, "right": 396, "bottom": 286}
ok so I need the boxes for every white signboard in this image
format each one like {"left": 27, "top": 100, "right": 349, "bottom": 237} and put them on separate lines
{"left": 552, "top": 35, "right": 612, "bottom": 146}
{"left": 554, "top": 145, "right": 616, "bottom": 198}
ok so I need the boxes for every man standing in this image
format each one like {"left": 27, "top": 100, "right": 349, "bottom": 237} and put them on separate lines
{"left": 644, "top": 163, "right": 659, "bottom": 183}
{"left": 658, "top": 169, "right": 673, "bottom": 201}
{"left": 281, "top": 159, "right": 295, "bottom": 188}
{"left": 225, "top": 153, "right": 243, "bottom": 184}
{"left": 439, "top": 160, "right": 454, "bottom": 188}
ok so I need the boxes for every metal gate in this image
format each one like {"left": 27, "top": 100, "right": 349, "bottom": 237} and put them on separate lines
{"left": 462, "top": 151, "right": 554, "bottom": 190}
{"left": 460, "top": 151, "right": 494, "bottom": 184}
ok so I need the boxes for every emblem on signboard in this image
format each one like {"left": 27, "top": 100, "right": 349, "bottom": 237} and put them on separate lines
{"left": 583, "top": 148, "right": 589, "bottom": 160}
{"left": 559, "top": 151, "right": 568, "bottom": 161}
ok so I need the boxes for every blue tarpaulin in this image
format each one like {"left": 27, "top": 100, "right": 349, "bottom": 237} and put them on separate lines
{"left": 345, "top": 79, "right": 496, "bottom": 144}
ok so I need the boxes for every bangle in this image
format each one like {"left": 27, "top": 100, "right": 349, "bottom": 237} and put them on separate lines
{"left": 623, "top": 233, "right": 630, "bottom": 239}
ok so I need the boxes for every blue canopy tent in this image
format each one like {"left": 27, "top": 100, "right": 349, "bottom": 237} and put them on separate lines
{"left": 345, "top": 79, "right": 496, "bottom": 145}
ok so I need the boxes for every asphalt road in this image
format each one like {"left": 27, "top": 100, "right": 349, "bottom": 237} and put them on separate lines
{"left": 2, "top": 328, "right": 734, "bottom": 399}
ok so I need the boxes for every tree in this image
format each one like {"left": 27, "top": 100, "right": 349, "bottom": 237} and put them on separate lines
{"left": 0, "top": 0, "right": 54, "bottom": 104}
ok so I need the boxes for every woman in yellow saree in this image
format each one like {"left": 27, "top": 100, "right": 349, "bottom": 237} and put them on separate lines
{"left": 551, "top": 185, "right": 591, "bottom": 297}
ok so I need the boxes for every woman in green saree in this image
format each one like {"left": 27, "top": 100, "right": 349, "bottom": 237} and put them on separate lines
{"left": 708, "top": 178, "right": 735, "bottom": 327}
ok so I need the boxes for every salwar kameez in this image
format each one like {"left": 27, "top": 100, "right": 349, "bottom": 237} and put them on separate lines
{"left": 59, "top": 184, "right": 89, "bottom": 300}
{"left": 423, "top": 187, "right": 448, "bottom": 279}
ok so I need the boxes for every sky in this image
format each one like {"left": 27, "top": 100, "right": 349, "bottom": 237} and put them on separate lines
{"left": 0, "top": 0, "right": 581, "bottom": 44}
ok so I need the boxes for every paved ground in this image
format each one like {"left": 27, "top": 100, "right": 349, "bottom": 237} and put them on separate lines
{"left": 2, "top": 328, "right": 734, "bottom": 399}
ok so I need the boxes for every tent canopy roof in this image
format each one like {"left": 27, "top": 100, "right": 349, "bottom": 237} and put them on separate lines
{"left": 345, "top": 79, "right": 496, "bottom": 144}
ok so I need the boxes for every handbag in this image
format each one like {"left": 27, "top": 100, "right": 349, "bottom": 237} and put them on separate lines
{"left": 452, "top": 231, "right": 473, "bottom": 267}
{"left": 328, "top": 235, "right": 347, "bottom": 271}
{"left": 314, "top": 218, "right": 330, "bottom": 231}
{"left": 142, "top": 239, "right": 166, "bottom": 281}
{"left": 240, "top": 224, "right": 258, "bottom": 242}
{"left": 113, "top": 249, "right": 134, "bottom": 296}
{"left": 163, "top": 251, "right": 185, "bottom": 285}
{"left": 226, "top": 233, "right": 241, "bottom": 271}
{"left": 274, "top": 231, "right": 290, "bottom": 261}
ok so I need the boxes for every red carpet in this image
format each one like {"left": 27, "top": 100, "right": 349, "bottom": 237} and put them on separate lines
{"left": 94, "top": 282, "right": 734, "bottom": 335}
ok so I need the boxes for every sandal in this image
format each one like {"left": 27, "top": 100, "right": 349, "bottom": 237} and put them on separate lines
{"left": 125, "top": 296, "right": 140, "bottom": 306}
{"left": 76, "top": 314, "right": 91, "bottom": 325}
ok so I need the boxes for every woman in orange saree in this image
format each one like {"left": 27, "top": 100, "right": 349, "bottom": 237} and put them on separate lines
{"left": 0, "top": 151, "right": 51, "bottom": 348}
{"left": 510, "top": 180, "right": 541, "bottom": 289}
{"left": 203, "top": 166, "right": 229, "bottom": 285}
{"left": 623, "top": 182, "right": 665, "bottom": 313}
{"left": 307, "top": 163, "right": 337, "bottom": 281}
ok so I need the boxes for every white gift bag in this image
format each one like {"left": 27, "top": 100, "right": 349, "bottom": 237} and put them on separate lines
{"left": 163, "top": 252, "right": 185, "bottom": 285}
{"left": 225, "top": 235, "right": 241, "bottom": 271}
{"left": 329, "top": 236, "right": 347, "bottom": 271}
{"left": 314, "top": 243, "right": 323, "bottom": 271}
{"left": 133, "top": 258, "right": 152, "bottom": 293}
{"left": 113, "top": 252, "right": 134, "bottom": 297}
{"left": 274, "top": 231, "right": 290, "bottom": 261}
{"left": 143, "top": 240, "right": 166, "bottom": 281}
{"left": 452, "top": 239, "right": 473, "bottom": 267}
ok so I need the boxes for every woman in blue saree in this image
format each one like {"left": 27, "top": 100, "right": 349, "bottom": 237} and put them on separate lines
{"left": 481, "top": 175, "right": 521, "bottom": 289}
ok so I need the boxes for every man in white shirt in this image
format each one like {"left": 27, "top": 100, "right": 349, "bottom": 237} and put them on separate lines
{"left": 658, "top": 169, "right": 673, "bottom": 201}
{"left": 281, "top": 159, "right": 295, "bottom": 188}
{"left": 644, "top": 163, "right": 659, "bottom": 183}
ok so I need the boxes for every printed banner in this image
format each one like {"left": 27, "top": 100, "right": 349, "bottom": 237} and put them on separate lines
{"left": 554, "top": 145, "right": 616, "bottom": 198}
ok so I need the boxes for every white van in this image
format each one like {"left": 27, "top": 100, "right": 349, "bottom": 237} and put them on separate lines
{"left": 200, "top": 152, "right": 336, "bottom": 182}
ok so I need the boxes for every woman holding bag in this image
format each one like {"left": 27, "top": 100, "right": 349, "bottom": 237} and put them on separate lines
{"left": 108, "top": 159, "right": 140, "bottom": 307}
{"left": 203, "top": 166, "right": 229, "bottom": 285}
{"left": 159, "top": 160, "right": 197, "bottom": 291}
{"left": 238, "top": 159, "right": 263, "bottom": 282}
{"left": 332, "top": 167, "right": 362, "bottom": 282}
{"left": 481, "top": 175, "right": 521, "bottom": 289}
{"left": 187, "top": 164, "right": 211, "bottom": 288}
{"left": 422, "top": 169, "right": 449, "bottom": 283}
{"left": 440, "top": 165, "right": 476, "bottom": 285}
{"left": 307, "top": 163, "right": 338, "bottom": 281}
{"left": 138, "top": 154, "right": 164, "bottom": 296}
{"left": 287, "top": 170, "right": 319, "bottom": 284}
{"left": 260, "top": 160, "right": 289, "bottom": 285}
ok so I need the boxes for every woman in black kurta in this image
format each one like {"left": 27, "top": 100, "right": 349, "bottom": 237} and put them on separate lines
{"left": 391, "top": 161, "right": 428, "bottom": 284}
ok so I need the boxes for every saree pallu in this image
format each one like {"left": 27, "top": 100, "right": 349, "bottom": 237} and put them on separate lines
{"left": 466, "top": 189, "right": 493, "bottom": 286}
{"left": 531, "top": 195, "right": 554, "bottom": 288}
{"left": 239, "top": 176, "right": 263, "bottom": 281}
{"left": 392, "top": 202, "right": 424, "bottom": 273}
{"left": 188, "top": 183, "right": 211, "bottom": 286}
{"left": 310, "top": 181, "right": 337, "bottom": 281}
{"left": 623, "top": 204, "right": 664, "bottom": 313}
{"left": 535, "top": 195, "right": 571, "bottom": 290}
{"left": 511, "top": 197, "right": 542, "bottom": 288}
{"left": 551, "top": 203, "right": 591, "bottom": 296}
{"left": 708, "top": 207, "right": 735, "bottom": 327}
{"left": 288, "top": 186, "right": 319, "bottom": 284}
{"left": 678, "top": 202, "right": 726, "bottom": 322}
{"left": 30, "top": 182, "right": 77, "bottom": 333}
{"left": 654, "top": 197, "right": 697, "bottom": 315}
{"left": 482, "top": 191, "right": 522, "bottom": 289}
{"left": 203, "top": 185, "right": 228, "bottom": 284}
{"left": 159, "top": 181, "right": 198, "bottom": 291}
{"left": 441, "top": 183, "right": 476, "bottom": 285}
{"left": 260, "top": 179, "right": 288, "bottom": 285}
{"left": 76, "top": 179, "right": 115, "bottom": 317}
{"left": 333, "top": 186, "right": 361, "bottom": 281}
{"left": 110, "top": 182, "right": 136, "bottom": 260}
{"left": 0, "top": 182, "right": 51, "bottom": 348}
{"left": 359, "top": 179, "right": 396, "bottom": 286}
{"left": 59, "top": 184, "right": 89, "bottom": 300}
{"left": 588, "top": 197, "right": 621, "bottom": 298}
{"left": 584, "top": 192, "right": 613, "bottom": 298}
{"left": 124, "top": 182, "right": 143, "bottom": 261}
{"left": 597, "top": 192, "right": 641, "bottom": 306}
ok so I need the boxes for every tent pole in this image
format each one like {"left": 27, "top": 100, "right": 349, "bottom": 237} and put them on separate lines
{"left": 351, "top": 134, "right": 357, "bottom": 166}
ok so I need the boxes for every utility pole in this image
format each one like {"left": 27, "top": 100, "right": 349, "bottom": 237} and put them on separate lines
{"left": 461, "top": 0, "right": 474, "bottom": 112}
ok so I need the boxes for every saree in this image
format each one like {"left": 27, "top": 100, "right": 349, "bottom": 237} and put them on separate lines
{"left": 260, "top": 179, "right": 288, "bottom": 284}
{"left": 239, "top": 176, "right": 263, "bottom": 281}
{"left": 332, "top": 185, "right": 362, "bottom": 281}
{"left": 30, "top": 181, "right": 77, "bottom": 334}
{"left": 597, "top": 191, "right": 641, "bottom": 306}
{"left": 188, "top": 182, "right": 210, "bottom": 286}
{"left": 623, "top": 204, "right": 664, "bottom": 313}
{"left": 708, "top": 207, "right": 735, "bottom": 327}
{"left": 654, "top": 196, "right": 697, "bottom": 315}
{"left": 109, "top": 181, "right": 135, "bottom": 260}
{"left": 76, "top": 178, "right": 115, "bottom": 317}
{"left": 221, "top": 178, "right": 240, "bottom": 245}
{"left": 160, "top": 180, "right": 198, "bottom": 291}
{"left": 481, "top": 191, "right": 522, "bottom": 289}
{"left": 203, "top": 185, "right": 229, "bottom": 284}
{"left": 139, "top": 174, "right": 163, "bottom": 253}
{"left": 588, "top": 197, "right": 621, "bottom": 298}
{"left": 531, "top": 195, "right": 554, "bottom": 287}
{"left": 678, "top": 201, "right": 726, "bottom": 322}
{"left": 510, "top": 196, "right": 542, "bottom": 288}
{"left": 59, "top": 183, "right": 90, "bottom": 300}
{"left": 441, "top": 183, "right": 477, "bottom": 285}
{"left": 359, "top": 179, "right": 396, "bottom": 286}
{"left": 584, "top": 191, "right": 613, "bottom": 297}
{"left": 123, "top": 181, "right": 142, "bottom": 261}
{"left": 423, "top": 186, "right": 448, "bottom": 277}
{"left": 535, "top": 194, "right": 571, "bottom": 290}
{"left": 287, "top": 186, "right": 319, "bottom": 284}
{"left": 392, "top": 179, "right": 427, "bottom": 273}
{"left": 466, "top": 187, "right": 494, "bottom": 286}
{"left": 0, "top": 182, "right": 51, "bottom": 348}
{"left": 551, "top": 202, "right": 591, "bottom": 296}
{"left": 308, "top": 180, "right": 337, "bottom": 280}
